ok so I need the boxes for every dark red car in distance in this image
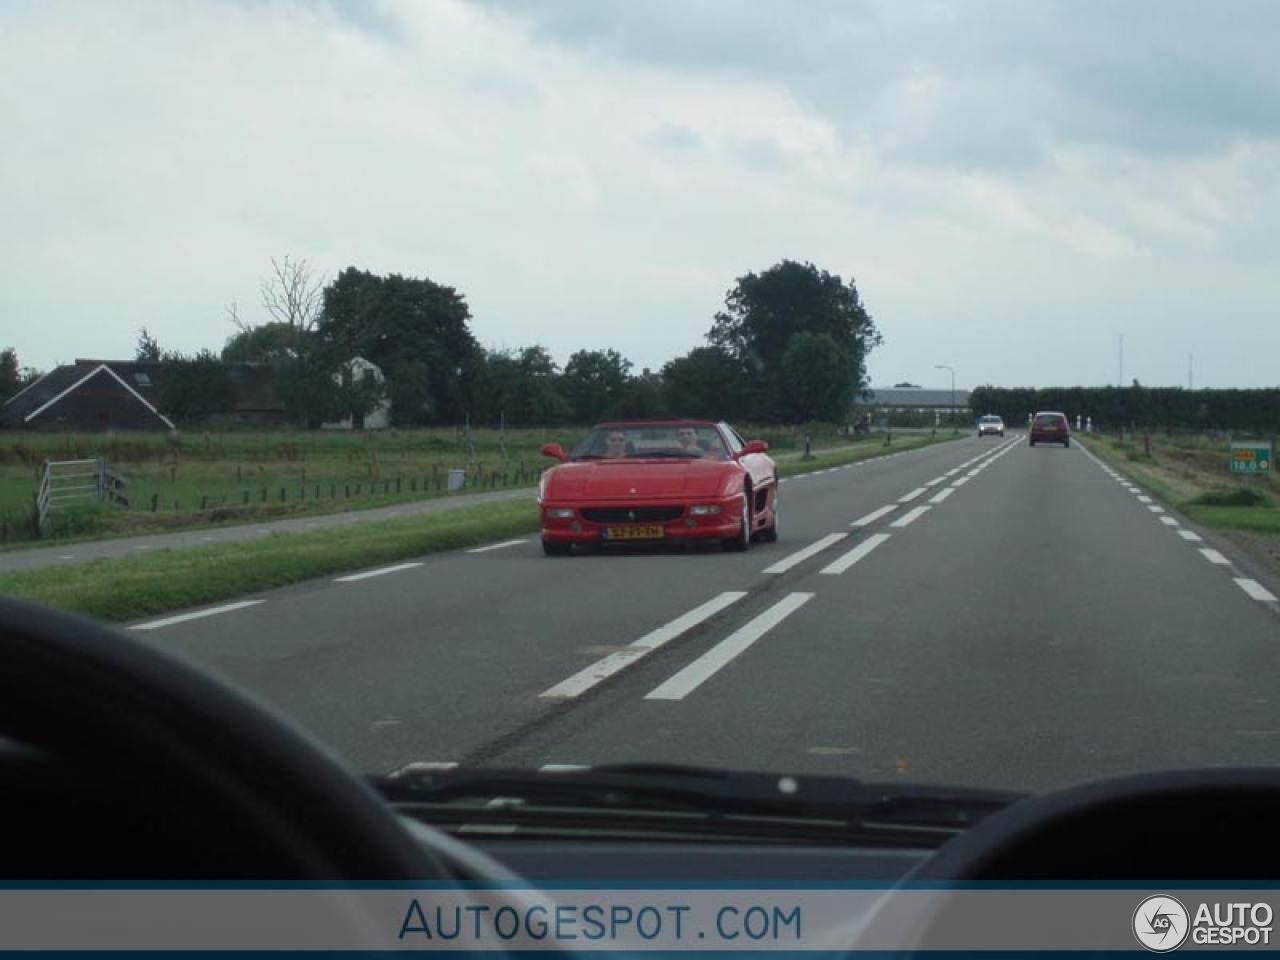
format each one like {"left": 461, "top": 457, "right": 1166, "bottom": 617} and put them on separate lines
{"left": 1029, "top": 411, "right": 1071, "bottom": 447}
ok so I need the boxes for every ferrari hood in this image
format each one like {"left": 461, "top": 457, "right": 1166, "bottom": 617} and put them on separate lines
{"left": 544, "top": 459, "right": 735, "bottom": 500}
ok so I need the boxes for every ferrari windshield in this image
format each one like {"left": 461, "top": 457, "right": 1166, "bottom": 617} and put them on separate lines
{"left": 569, "top": 424, "right": 730, "bottom": 460}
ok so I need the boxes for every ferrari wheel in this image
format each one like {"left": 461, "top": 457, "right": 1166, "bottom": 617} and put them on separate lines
{"left": 722, "top": 491, "right": 751, "bottom": 553}
{"left": 542, "top": 538, "right": 572, "bottom": 556}
{"left": 756, "top": 484, "right": 778, "bottom": 543}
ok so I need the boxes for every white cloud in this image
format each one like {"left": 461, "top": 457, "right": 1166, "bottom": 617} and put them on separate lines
{"left": 1, "top": 0, "right": 1277, "bottom": 388}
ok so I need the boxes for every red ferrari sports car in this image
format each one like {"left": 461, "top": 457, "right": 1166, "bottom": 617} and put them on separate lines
{"left": 538, "top": 420, "right": 779, "bottom": 555}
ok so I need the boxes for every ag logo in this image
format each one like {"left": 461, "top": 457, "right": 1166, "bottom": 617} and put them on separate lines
{"left": 1133, "top": 895, "right": 1190, "bottom": 952}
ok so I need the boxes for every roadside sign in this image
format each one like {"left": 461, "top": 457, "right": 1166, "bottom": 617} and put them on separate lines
{"left": 1230, "top": 443, "right": 1272, "bottom": 474}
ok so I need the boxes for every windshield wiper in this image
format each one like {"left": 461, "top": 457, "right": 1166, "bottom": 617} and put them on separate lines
{"left": 376, "top": 764, "right": 1020, "bottom": 844}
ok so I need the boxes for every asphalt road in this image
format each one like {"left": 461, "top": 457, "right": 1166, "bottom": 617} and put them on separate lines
{"left": 125, "top": 434, "right": 1280, "bottom": 794}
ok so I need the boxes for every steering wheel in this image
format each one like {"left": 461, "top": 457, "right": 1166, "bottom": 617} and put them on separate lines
{"left": 911, "top": 767, "right": 1280, "bottom": 881}
{"left": 849, "top": 768, "right": 1280, "bottom": 952}
{"left": 0, "top": 595, "right": 506, "bottom": 881}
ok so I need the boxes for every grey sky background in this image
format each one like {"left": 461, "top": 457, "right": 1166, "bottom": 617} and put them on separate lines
{"left": 2, "top": 0, "right": 1277, "bottom": 392}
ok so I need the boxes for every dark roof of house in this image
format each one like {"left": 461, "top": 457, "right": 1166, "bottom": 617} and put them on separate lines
{"left": 0, "top": 359, "right": 290, "bottom": 428}
{"left": 0, "top": 361, "right": 174, "bottom": 429}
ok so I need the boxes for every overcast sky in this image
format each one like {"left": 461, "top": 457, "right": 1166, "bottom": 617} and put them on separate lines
{"left": 3, "top": 0, "right": 1277, "bottom": 391}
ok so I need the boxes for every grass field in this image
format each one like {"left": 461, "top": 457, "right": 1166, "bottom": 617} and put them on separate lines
{"left": 0, "top": 423, "right": 909, "bottom": 546}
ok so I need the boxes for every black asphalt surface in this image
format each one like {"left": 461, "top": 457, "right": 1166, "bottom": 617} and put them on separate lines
{"left": 116, "top": 435, "right": 1280, "bottom": 793}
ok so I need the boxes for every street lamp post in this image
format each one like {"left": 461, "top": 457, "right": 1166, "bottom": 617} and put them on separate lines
{"left": 935, "top": 364, "right": 956, "bottom": 433}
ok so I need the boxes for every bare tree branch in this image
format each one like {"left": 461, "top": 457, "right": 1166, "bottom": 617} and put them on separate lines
{"left": 261, "top": 256, "right": 326, "bottom": 336}
{"left": 225, "top": 298, "right": 249, "bottom": 333}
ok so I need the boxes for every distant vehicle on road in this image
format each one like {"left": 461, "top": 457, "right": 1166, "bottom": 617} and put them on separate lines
{"left": 977, "top": 415, "right": 1005, "bottom": 437}
{"left": 1029, "top": 411, "right": 1071, "bottom": 447}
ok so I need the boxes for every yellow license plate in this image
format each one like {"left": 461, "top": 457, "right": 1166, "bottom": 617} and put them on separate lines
{"left": 603, "top": 525, "right": 665, "bottom": 540}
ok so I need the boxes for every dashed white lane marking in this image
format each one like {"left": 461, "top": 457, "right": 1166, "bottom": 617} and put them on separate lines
{"left": 467, "top": 539, "right": 528, "bottom": 553}
{"left": 130, "top": 600, "right": 264, "bottom": 631}
{"left": 1179, "top": 530, "right": 1203, "bottom": 542}
{"left": 821, "top": 533, "right": 891, "bottom": 576}
{"left": 334, "top": 562, "right": 423, "bottom": 582}
{"left": 851, "top": 505, "right": 897, "bottom": 528}
{"left": 890, "top": 506, "right": 930, "bottom": 528}
{"left": 762, "top": 533, "right": 848, "bottom": 574}
{"left": 1236, "top": 579, "right": 1279, "bottom": 603}
{"left": 928, "top": 487, "right": 956, "bottom": 505}
{"left": 540, "top": 591, "right": 748, "bottom": 700}
{"left": 1200, "top": 549, "right": 1231, "bottom": 566}
{"left": 899, "top": 487, "right": 928, "bottom": 503}
{"left": 645, "top": 593, "right": 814, "bottom": 701}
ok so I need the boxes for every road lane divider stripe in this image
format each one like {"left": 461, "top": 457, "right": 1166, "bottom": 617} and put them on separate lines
{"left": 928, "top": 487, "right": 956, "bottom": 505}
{"left": 899, "top": 487, "right": 928, "bottom": 503}
{"left": 762, "top": 533, "right": 848, "bottom": 574}
{"left": 1235, "top": 579, "right": 1279, "bottom": 603}
{"left": 851, "top": 505, "right": 897, "bottom": 528}
{"left": 1178, "top": 530, "right": 1203, "bottom": 541}
{"left": 1200, "top": 549, "right": 1230, "bottom": 565}
{"left": 891, "top": 506, "right": 931, "bottom": 528}
{"left": 466, "top": 540, "right": 528, "bottom": 553}
{"left": 130, "top": 600, "right": 264, "bottom": 631}
{"left": 645, "top": 593, "right": 815, "bottom": 701}
{"left": 821, "top": 533, "right": 891, "bottom": 575}
{"left": 539, "top": 591, "right": 748, "bottom": 700}
{"left": 335, "top": 562, "right": 423, "bottom": 582}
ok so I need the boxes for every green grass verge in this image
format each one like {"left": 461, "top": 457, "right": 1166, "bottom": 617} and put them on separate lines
{"left": 1078, "top": 434, "right": 1280, "bottom": 533}
{"left": 0, "top": 498, "right": 540, "bottom": 622}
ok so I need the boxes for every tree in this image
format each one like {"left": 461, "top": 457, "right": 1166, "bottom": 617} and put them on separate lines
{"left": 260, "top": 256, "right": 325, "bottom": 346}
{"left": 316, "top": 268, "right": 482, "bottom": 424}
{"left": 0, "top": 348, "right": 42, "bottom": 403}
{"left": 780, "top": 332, "right": 852, "bottom": 423}
{"left": 135, "top": 327, "right": 163, "bottom": 362}
{"left": 473, "top": 346, "right": 570, "bottom": 425}
{"left": 709, "top": 260, "right": 882, "bottom": 422}
{"left": 660, "top": 346, "right": 750, "bottom": 420}
{"left": 561, "top": 349, "right": 632, "bottom": 423}
{"left": 156, "top": 349, "right": 236, "bottom": 425}
{"left": 0, "top": 347, "right": 25, "bottom": 402}
{"left": 221, "top": 322, "right": 298, "bottom": 363}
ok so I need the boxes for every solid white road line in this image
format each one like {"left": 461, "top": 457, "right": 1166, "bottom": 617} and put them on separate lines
{"left": 821, "top": 533, "right": 891, "bottom": 575}
{"left": 130, "top": 600, "right": 264, "bottom": 631}
{"left": 334, "top": 562, "right": 423, "bottom": 582}
{"left": 762, "top": 533, "right": 848, "bottom": 574}
{"left": 539, "top": 591, "right": 748, "bottom": 699}
{"left": 646, "top": 593, "right": 815, "bottom": 701}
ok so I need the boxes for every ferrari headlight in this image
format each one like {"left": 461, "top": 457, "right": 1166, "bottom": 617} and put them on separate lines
{"left": 545, "top": 507, "right": 575, "bottom": 519}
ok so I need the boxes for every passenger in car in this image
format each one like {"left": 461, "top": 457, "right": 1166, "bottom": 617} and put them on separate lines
{"left": 603, "top": 432, "right": 632, "bottom": 458}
